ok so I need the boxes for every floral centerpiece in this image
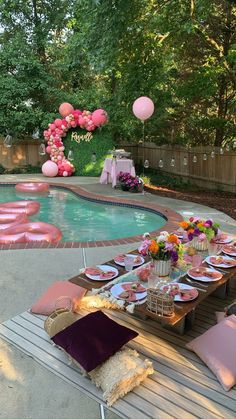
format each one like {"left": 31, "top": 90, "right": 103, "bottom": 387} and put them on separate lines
{"left": 179, "top": 217, "right": 220, "bottom": 250}
{"left": 118, "top": 172, "right": 141, "bottom": 192}
{"left": 139, "top": 231, "right": 183, "bottom": 276}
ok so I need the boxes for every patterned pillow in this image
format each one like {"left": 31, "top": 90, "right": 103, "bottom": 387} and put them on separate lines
{"left": 31, "top": 281, "right": 87, "bottom": 315}
{"left": 52, "top": 310, "right": 138, "bottom": 372}
{"left": 187, "top": 315, "right": 236, "bottom": 391}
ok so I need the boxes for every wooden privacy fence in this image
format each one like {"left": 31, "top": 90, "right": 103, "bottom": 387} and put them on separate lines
{"left": 121, "top": 143, "right": 236, "bottom": 193}
{"left": 0, "top": 138, "right": 47, "bottom": 169}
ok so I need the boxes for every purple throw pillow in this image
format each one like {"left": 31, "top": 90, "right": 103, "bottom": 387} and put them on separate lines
{"left": 52, "top": 310, "right": 138, "bottom": 372}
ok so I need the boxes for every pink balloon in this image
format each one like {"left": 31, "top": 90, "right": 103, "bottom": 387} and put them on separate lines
{"left": 42, "top": 160, "right": 58, "bottom": 177}
{"left": 132, "top": 96, "right": 154, "bottom": 121}
{"left": 59, "top": 102, "right": 74, "bottom": 118}
{"left": 46, "top": 146, "right": 51, "bottom": 154}
{"left": 54, "top": 119, "right": 63, "bottom": 128}
{"left": 91, "top": 109, "right": 108, "bottom": 126}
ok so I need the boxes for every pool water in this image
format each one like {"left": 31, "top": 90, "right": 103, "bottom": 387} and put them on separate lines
{"left": 0, "top": 186, "right": 166, "bottom": 242}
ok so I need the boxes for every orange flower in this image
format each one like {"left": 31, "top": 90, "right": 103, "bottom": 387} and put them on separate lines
{"left": 149, "top": 240, "right": 159, "bottom": 254}
{"left": 179, "top": 221, "right": 189, "bottom": 230}
{"left": 197, "top": 222, "right": 203, "bottom": 228}
{"left": 188, "top": 228, "right": 194, "bottom": 234}
{"left": 168, "top": 234, "right": 179, "bottom": 244}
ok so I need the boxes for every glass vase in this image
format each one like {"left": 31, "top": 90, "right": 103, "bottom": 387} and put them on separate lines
{"left": 152, "top": 259, "right": 171, "bottom": 277}
{"left": 191, "top": 237, "right": 208, "bottom": 251}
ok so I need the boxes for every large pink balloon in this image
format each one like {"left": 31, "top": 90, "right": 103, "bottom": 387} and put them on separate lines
{"left": 132, "top": 96, "right": 154, "bottom": 121}
{"left": 59, "top": 102, "right": 74, "bottom": 118}
{"left": 92, "top": 109, "right": 108, "bottom": 126}
{"left": 42, "top": 160, "right": 58, "bottom": 177}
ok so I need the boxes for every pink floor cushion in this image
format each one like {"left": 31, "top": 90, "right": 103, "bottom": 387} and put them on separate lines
{"left": 186, "top": 315, "right": 236, "bottom": 391}
{"left": 215, "top": 311, "right": 226, "bottom": 323}
{"left": 52, "top": 310, "right": 138, "bottom": 372}
{"left": 31, "top": 281, "right": 87, "bottom": 315}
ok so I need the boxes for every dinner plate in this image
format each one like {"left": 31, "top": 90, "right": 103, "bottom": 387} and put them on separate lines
{"left": 212, "top": 234, "right": 233, "bottom": 244}
{"left": 114, "top": 254, "right": 145, "bottom": 267}
{"left": 222, "top": 244, "right": 236, "bottom": 257}
{"left": 163, "top": 283, "right": 199, "bottom": 302}
{"left": 205, "top": 255, "right": 236, "bottom": 269}
{"left": 187, "top": 266, "right": 222, "bottom": 282}
{"left": 110, "top": 282, "right": 147, "bottom": 301}
{"left": 85, "top": 265, "right": 118, "bottom": 281}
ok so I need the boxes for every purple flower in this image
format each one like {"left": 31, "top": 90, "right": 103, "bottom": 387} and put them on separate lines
{"left": 205, "top": 219, "right": 213, "bottom": 227}
{"left": 193, "top": 228, "right": 200, "bottom": 236}
{"left": 171, "top": 250, "right": 178, "bottom": 263}
{"left": 188, "top": 232, "right": 194, "bottom": 241}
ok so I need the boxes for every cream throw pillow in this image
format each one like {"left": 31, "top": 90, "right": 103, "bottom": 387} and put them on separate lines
{"left": 89, "top": 347, "right": 154, "bottom": 406}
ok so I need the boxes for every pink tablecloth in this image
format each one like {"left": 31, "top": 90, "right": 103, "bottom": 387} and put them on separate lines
{"left": 100, "top": 158, "right": 136, "bottom": 188}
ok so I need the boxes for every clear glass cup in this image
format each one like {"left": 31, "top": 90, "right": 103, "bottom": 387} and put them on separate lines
{"left": 124, "top": 256, "right": 134, "bottom": 272}
{"left": 192, "top": 254, "right": 203, "bottom": 268}
{"left": 208, "top": 242, "right": 221, "bottom": 256}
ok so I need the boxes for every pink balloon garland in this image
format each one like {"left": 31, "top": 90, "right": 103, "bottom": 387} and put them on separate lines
{"left": 43, "top": 105, "right": 108, "bottom": 177}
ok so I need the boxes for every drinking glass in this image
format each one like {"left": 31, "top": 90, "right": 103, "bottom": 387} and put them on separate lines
{"left": 192, "top": 254, "right": 203, "bottom": 268}
{"left": 124, "top": 256, "right": 134, "bottom": 272}
{"left": 207, "top": 242, "right": 221, "bottom": 256}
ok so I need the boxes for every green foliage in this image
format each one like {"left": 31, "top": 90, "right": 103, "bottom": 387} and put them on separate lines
{"left": 0, "top": 163, "right": 5, "bottom": 174}
{"left": 5, "top": 164, "right": 41, "bottom": 174}
{"left": 62, "top": 126, "right": 114, "bottom": 176}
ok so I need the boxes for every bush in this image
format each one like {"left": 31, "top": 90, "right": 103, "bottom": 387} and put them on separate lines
{"left": 0, "top": 164, "right": 6, "bottom": 174}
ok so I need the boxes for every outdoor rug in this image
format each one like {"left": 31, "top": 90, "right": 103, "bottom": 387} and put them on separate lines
{"left": 1, "top": 298, "right": 236, "bottom": 419}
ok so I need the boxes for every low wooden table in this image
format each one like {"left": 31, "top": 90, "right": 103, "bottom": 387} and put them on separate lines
{"left": 69, "top": 251, "right": 236, "bottom": 335}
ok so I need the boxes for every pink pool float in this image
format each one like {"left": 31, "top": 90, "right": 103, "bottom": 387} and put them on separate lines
{"left": 0, "top": 201, "right": 40, "bottom": 216}
{"left": 0, "top": 222, "right": 62, "bottom": 244}
{"left": 0, "top": 213, "right": 29, "bottom": 230}
{"left": 15, "top": 183, "right": 49, "bottom": 193}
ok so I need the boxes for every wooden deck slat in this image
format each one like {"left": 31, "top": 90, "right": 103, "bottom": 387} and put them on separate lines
{"left": 1, "top": 291, "right": 236, "bottom": 419}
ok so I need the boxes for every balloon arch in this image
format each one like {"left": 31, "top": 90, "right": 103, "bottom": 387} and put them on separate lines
{"left": 43, "top": 103, "right": 107, "bottom": 177}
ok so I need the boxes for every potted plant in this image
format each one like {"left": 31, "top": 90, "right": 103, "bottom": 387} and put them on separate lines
{"left": 139, "top": 231, "right": 183, "bottom": 277}
{"left": 117, "top": 172, "right": 141, "bottom": 192}
{"left": 179, "top": 217, "right": 220, "bottom": 251}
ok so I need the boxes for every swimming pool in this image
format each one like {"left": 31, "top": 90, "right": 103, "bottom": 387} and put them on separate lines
{"left": 0, "top": 186, "right": 167, "bottom": 242}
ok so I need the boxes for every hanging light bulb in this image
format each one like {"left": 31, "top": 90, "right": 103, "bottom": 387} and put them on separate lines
{"left": 68, "top": 150, "right": 74, "bottom": 161}
{"left": 219, "top": 147, "right": 224, "bottom": 155}
{"left": 170, "top": 157, "right": 175, "bottom": 167}
{"left": 183, "top": 156, "right": 188, "bottom": 166}
{"left": 144, "top": 159, "right": 149, "bottom": 169}
{"left": 91, "top": 152, "right": 97, "bottom": 164}
{"left": 4, "top": 134, "right": 13, "bottom": 148}
{"left": 32, "top": 128, "right": 40, "bottom": 140}
{"left": 226, "top": 144, "right": 230, "bottom": 151}
{"left": 193, "top": 155, "right": 197, "bottom": 163}
{"left": 203, "top": 153, "right": 207, "bottom": 161}
{"left": 211, "top": 151, "right": 215, "bottom": 158}
{"left": 158, "top": 159, "right": 164, "bottom": 168}
{"left": 38, "top": 143, "right": 46, "bottom": 155}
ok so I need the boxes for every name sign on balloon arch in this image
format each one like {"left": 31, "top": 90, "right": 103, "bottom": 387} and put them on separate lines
{"left": 42, "top": 102, "right": 108, "bottom": 177}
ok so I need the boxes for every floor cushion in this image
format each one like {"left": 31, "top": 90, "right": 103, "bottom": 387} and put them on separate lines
{"left": 89, "top": 347, "right": 154, "bottom": 406}
{"left": 186, "top": 315, "right": 236, "bottom": 391}
{"left": 52, "top": 310, "right": 138, "bottom": 372}
{"left": 31, "top": 281, "right": 87, "bottom": 315}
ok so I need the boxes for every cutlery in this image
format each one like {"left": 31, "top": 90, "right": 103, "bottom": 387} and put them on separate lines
{"left": 185, "top": 277, "right": 208, "bottom": 287}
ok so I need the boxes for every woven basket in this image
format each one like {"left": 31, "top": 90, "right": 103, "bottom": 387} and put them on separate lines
{"left": 146, "top": 288, "right": 174, "bottom": 317}
{"left": 44, "top": 308, "right": 77, "bottom": 338}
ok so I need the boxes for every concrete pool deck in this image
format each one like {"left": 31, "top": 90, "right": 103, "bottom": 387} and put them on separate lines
{"left": 0, "top": 174, "right": 236, "bottom": 419}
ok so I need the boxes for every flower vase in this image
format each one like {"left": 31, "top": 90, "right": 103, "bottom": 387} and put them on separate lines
{"left": 152, "top": 259, "right": 171, "bottom": 277}
{"left": 191, "top": 237, "right": 208, "bottom": 251}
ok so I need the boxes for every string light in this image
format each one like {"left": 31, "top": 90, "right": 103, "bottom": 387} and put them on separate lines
{"left": 68, "top": 150, "right": 74, "bottom": 161}
{"left": 219, "top": 147, "right": 224, "bottom": 155}
{"left": 91, "top": 152, "right": 97, "bottom": 164}
{"left": 203, "top": 153, "right": 207, "bottom": 161}
{"left": 183, "top": 156, "right": 188, "bottom": 166}
{"left": 4, "top": 134, "right": 12, "bottom": 148}
{"left": 193, "top": 155, "right": 197, "bottom": 163}
{"left": 211, "top": 151, "right": 215, "bottom": 158}
{"left": 32, "top": 128, "right": 40, "bottom": 140}
{"left": 38, "top": 143, "right": 46, "bottom": 155}
{"left": 158, "top": 159, "right": 164, "bottom": 168}
{"left": 144, "top": 159, "right": 149, "bottom": 169}
{"left": 170, "top": 157, "right": 175, "bottom": 167}
{"left": 226, "top": 144, "right": 230, "bottom": 151}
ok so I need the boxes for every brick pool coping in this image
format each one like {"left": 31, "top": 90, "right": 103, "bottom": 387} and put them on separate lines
{"left": 0, "top": 182, "right": 183, "bottom": 250}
